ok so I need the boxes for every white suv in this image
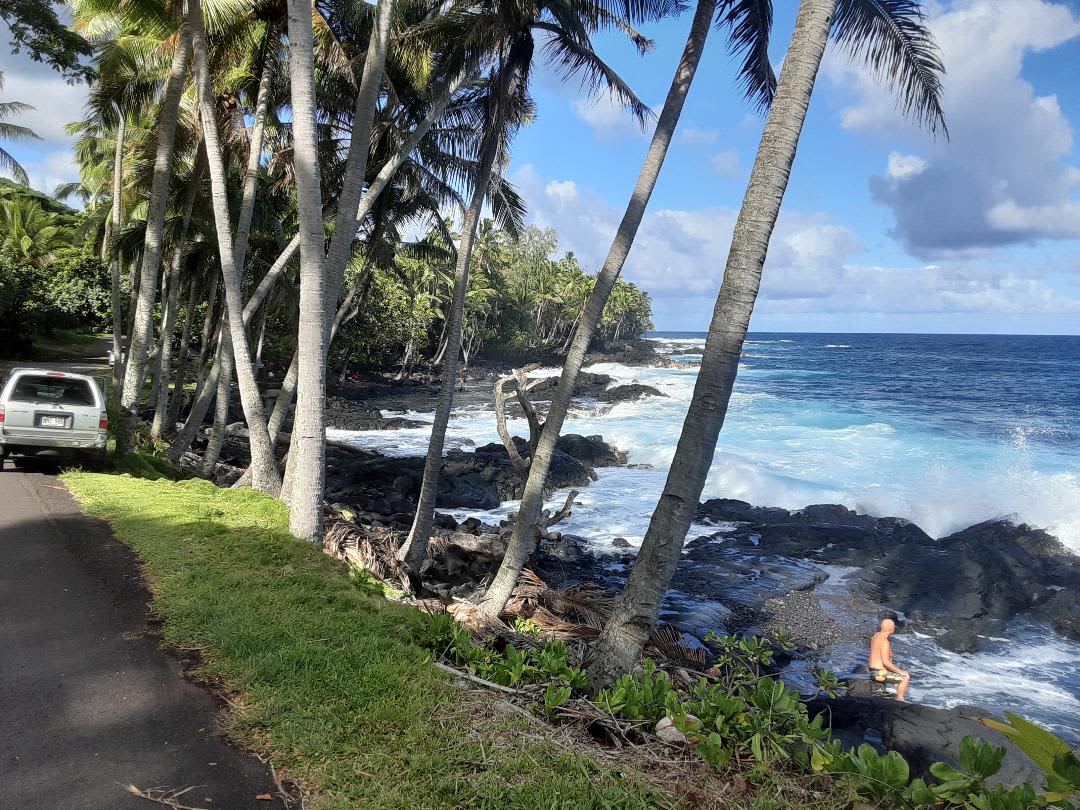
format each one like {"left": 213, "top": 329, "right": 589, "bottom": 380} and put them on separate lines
{"left": 0, "top": 369, "right": 109, "bottom": 470}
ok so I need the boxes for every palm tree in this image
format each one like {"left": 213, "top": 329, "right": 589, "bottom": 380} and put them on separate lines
{"left": 0, "top": 71, "right": 41, "bottom": 185}
{"left": 394, "top": 0, "right": 662, "bottom": 583}
{"left": 115, "top": 11, "right": 192, "bottom": 454}
{"left": 0, "top": 198, "right": 74, "bottom": 266}
{"left": 285, "top": 0, "right": 396, "bottom": 541}
{"left": 481, "top": 0, "right": 725, "bottom": 616}
{"left": 70, "top": 1, "right": 175, "bottom": 390}
{"left": 586, "top": 0, "right": 945, "bottom": 688}
{"left": 187, "top": 0, "right": 281, "bottom": 495}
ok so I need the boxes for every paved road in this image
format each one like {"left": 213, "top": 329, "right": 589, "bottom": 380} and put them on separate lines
{"left": 0, "top": 466, "right": 285, "bottom": 809}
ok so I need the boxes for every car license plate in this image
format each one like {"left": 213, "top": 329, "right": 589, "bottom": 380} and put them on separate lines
{"left": 40, "top": 416, "right": 67, "bottom": 428}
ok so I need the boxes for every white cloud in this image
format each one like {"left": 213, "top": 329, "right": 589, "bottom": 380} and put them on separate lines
{"left": 680, "top": 127, "right": 718, "bottom": 145}
{"left": 825, "top": 0, "right": 1080, "bottom": 256}
{"left": 513, "top": 164, "right": 1080, "bottom": 329}
{"left": 0, "top": 28, "right": 86, "bottom": 191}
{"left": 886, "top": 152, "right": 928, "bottom": 180}
{"left": 24, "top": 150, "right": 79, "bottom": 195}
{"left": 544, "top": 179, "right": 579, "bottom": 204}
{"left": 709, "top": 150, "right": 742, "bottom": 180}
{"left": 571, "top": 90, "right": 647, "bottom": 140}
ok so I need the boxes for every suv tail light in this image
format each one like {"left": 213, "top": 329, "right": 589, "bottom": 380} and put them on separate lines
{"left": 0, "top": 405, "right": 5, "bottom": 424}
{"left": 98, "top": 412, "right": 109, "bottom": 430}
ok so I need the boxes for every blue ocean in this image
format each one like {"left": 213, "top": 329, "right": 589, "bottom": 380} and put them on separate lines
{"left": 331, "top": 331, "right": 1080, "bottom": 741}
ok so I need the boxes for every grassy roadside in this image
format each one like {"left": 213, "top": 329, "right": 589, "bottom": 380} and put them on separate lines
{"left": 62, "top": 472, "right": 672, "bottom": 810}
{"left": 29, "top": 329, "right": 107, "bottom": 360}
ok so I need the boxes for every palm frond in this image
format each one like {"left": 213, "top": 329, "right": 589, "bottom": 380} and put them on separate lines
{"left": 534, "top": 22, "right": 651, "bottom": 124}
{"left": 832, "top": 0, "right": 947, "bottom": 136}
{"left": 719, "top": 0, "right": 776, "bottom": 112}
{"left": 0, "top": 147, "right": 30, "bottom": 185}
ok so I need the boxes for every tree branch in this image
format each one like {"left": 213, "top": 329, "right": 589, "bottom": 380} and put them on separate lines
{"left": 537, "top": 489, "right": 579, "bottom": 540}
{"left": 494, "top": 372, "right": 531, "bottom": 478}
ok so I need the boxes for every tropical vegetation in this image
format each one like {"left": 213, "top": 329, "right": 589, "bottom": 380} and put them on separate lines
{"left": 6, "top": 0, "right": 1042, "bottom": 804}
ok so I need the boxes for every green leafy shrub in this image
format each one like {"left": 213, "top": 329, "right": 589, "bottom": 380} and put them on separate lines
{"left": 595, "top": 660, "right": 676, "bottom": 722}
{"left": 417, "top": 612, "right": 588, "bottom": 691}
{"left": 981, "top": 712, "right": 1080, "bottom": 804}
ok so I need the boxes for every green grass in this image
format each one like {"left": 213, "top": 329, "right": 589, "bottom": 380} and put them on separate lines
{"left": 29, "top": 329, "right": 107, "bottom": 360}
{"left": 62, "top": 473, "right": 671, "bottom": 810}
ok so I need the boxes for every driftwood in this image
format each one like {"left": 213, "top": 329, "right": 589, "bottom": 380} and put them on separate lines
{"left": 493, "top": 363, "right": 542, "bottom": 478}
{"left": 124, "top": 785, "right": 209, "bottom": 810}
{"left": 433, "top": 660, "right": 523, "bottom": 694}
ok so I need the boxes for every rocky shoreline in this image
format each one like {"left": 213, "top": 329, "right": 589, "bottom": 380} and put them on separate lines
{"left": 185, "top": 334, "right": 1079, "bottom": 771}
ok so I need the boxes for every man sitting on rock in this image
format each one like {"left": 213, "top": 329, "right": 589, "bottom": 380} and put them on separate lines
{"left": 869, "top": 617, "right": 910, "bottom": 700}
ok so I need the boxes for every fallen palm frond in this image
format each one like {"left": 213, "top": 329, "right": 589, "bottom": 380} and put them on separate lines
{"left": 322, "top": 510, "right": 408, "bottom": 589}
{"left": 497, "top": 569, "right": 710, "bottom": 668}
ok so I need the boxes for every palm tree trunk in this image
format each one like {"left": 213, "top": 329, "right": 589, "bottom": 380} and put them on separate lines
{"left": 284, "top": 0, "right": 331, "bottom": 540}
{"left": 202, "top": 329, "right": 233, "bottom": 474}
{"left": 235, "top": 72, "right": 464, "bottom": 493}
{"left": 322, "top": 0, "right": 394, "bottom": 302}
{"left": 189, "top": 0, "right": 280, "bottom": 495}
{"left": 108, "top": 113, "right": 126, "bottom": 394}
{"left": 151, "top": 145, "right": 206, "bottom": 439}
{"left": 481, "top": 0, "right": 717, "bottom": 616}
{"left": 165, "top": 258, "right": 286, "bottom": 464}
{"left": 116, "top": 25, "right": 191, "bottom": 454}
{"left": 233, "top": 31, "right": 274, "bottom": 272}
{"left": 185, "top": 31, "right": 275, "bottom": 463}
{"left": 166, "top": 278, "right": 200, "bottom": 431}
{"left": 586, "top": 0, "right": 836, "bottom": 689}
{"left": 395, "top": 116, "right": 501, "bottom": 578}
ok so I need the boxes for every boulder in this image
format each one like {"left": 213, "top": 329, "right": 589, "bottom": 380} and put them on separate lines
{"left": 583, "top": 338, "right": 674, "bottom": 368}
{"left": 527, "top": 371, "right": 613, "bottom": 400}
{"left": 692, "top": 500, "right": 1080, "bottom": 647}
{"left": 808, "top": 697, "right": 1045, "bottom": 788}
{"left": 555, "top": 434, "right": 628, "bottom": 468}
{"left": 599, "top": 383, "right": 666, "bottom": 402}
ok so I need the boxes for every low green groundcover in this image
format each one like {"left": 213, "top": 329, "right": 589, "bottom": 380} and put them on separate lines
{"left": 63, "top": 473, "right": 669, "bottom": 810}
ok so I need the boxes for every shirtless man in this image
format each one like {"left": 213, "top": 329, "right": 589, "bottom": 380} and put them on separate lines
{"left": 869, "top": 618, "right": 910, "bottom": 700}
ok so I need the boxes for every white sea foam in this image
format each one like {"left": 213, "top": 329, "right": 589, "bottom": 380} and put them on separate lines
{"left": 330, "top": 351, "right": 1080, "bottom": 729}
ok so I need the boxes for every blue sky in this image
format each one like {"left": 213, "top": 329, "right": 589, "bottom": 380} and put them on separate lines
{"left": 2, "top": 0, "right": 1079, "bottom": 333}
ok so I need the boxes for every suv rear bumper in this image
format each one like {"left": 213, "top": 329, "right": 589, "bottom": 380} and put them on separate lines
{"left": 0, "top": 431, "right": 107, "bottom": 451}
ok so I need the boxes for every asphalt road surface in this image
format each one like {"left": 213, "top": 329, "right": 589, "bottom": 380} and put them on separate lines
{"left": 0, "top": 464, "right": 285, "bottom": 808}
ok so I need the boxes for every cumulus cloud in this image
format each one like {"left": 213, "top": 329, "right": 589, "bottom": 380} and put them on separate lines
{"left": 825, "top": 0, "right": 1080, "bottom": 256}
{"left": 512, "top": 164, "right": 1080, "bottom": 328}
{"left": 24, "top": 150, "right": 79, "bottom": 195}
{"left": 0, "top": 28, "right": 86, "bottom": 191}
{"left": 571, "top": 89, "right": 648, "bottom": 140}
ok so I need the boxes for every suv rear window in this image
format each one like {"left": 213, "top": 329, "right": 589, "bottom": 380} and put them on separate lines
{"left": 9, "top": 375, "right": 96, "bottom": 406}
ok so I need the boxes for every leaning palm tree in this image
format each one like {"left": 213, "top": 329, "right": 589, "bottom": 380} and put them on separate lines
{"left": 394, "top": 0, "right": 664, "bottom": 583}
{"left": 0, "top": 71, "right": 41, "bottom": 185}
{"left": 187, "top": 0, "right": 281, "bottom": 495}
{"left": 481, "top": 0, "right": 729, "bottom": 616}
{"left": 481, "top": 0, "right": 946, "bottom": 620}
{"left": 112, "top": 6, "right": 192, "bottom": 454}
{"left": 585, "top": 0, "right": 945, "bottom": 688}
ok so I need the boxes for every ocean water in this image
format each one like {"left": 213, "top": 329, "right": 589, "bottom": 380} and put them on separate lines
{"left": 329, "top": 332, "right": 1080, "bottom": 740}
